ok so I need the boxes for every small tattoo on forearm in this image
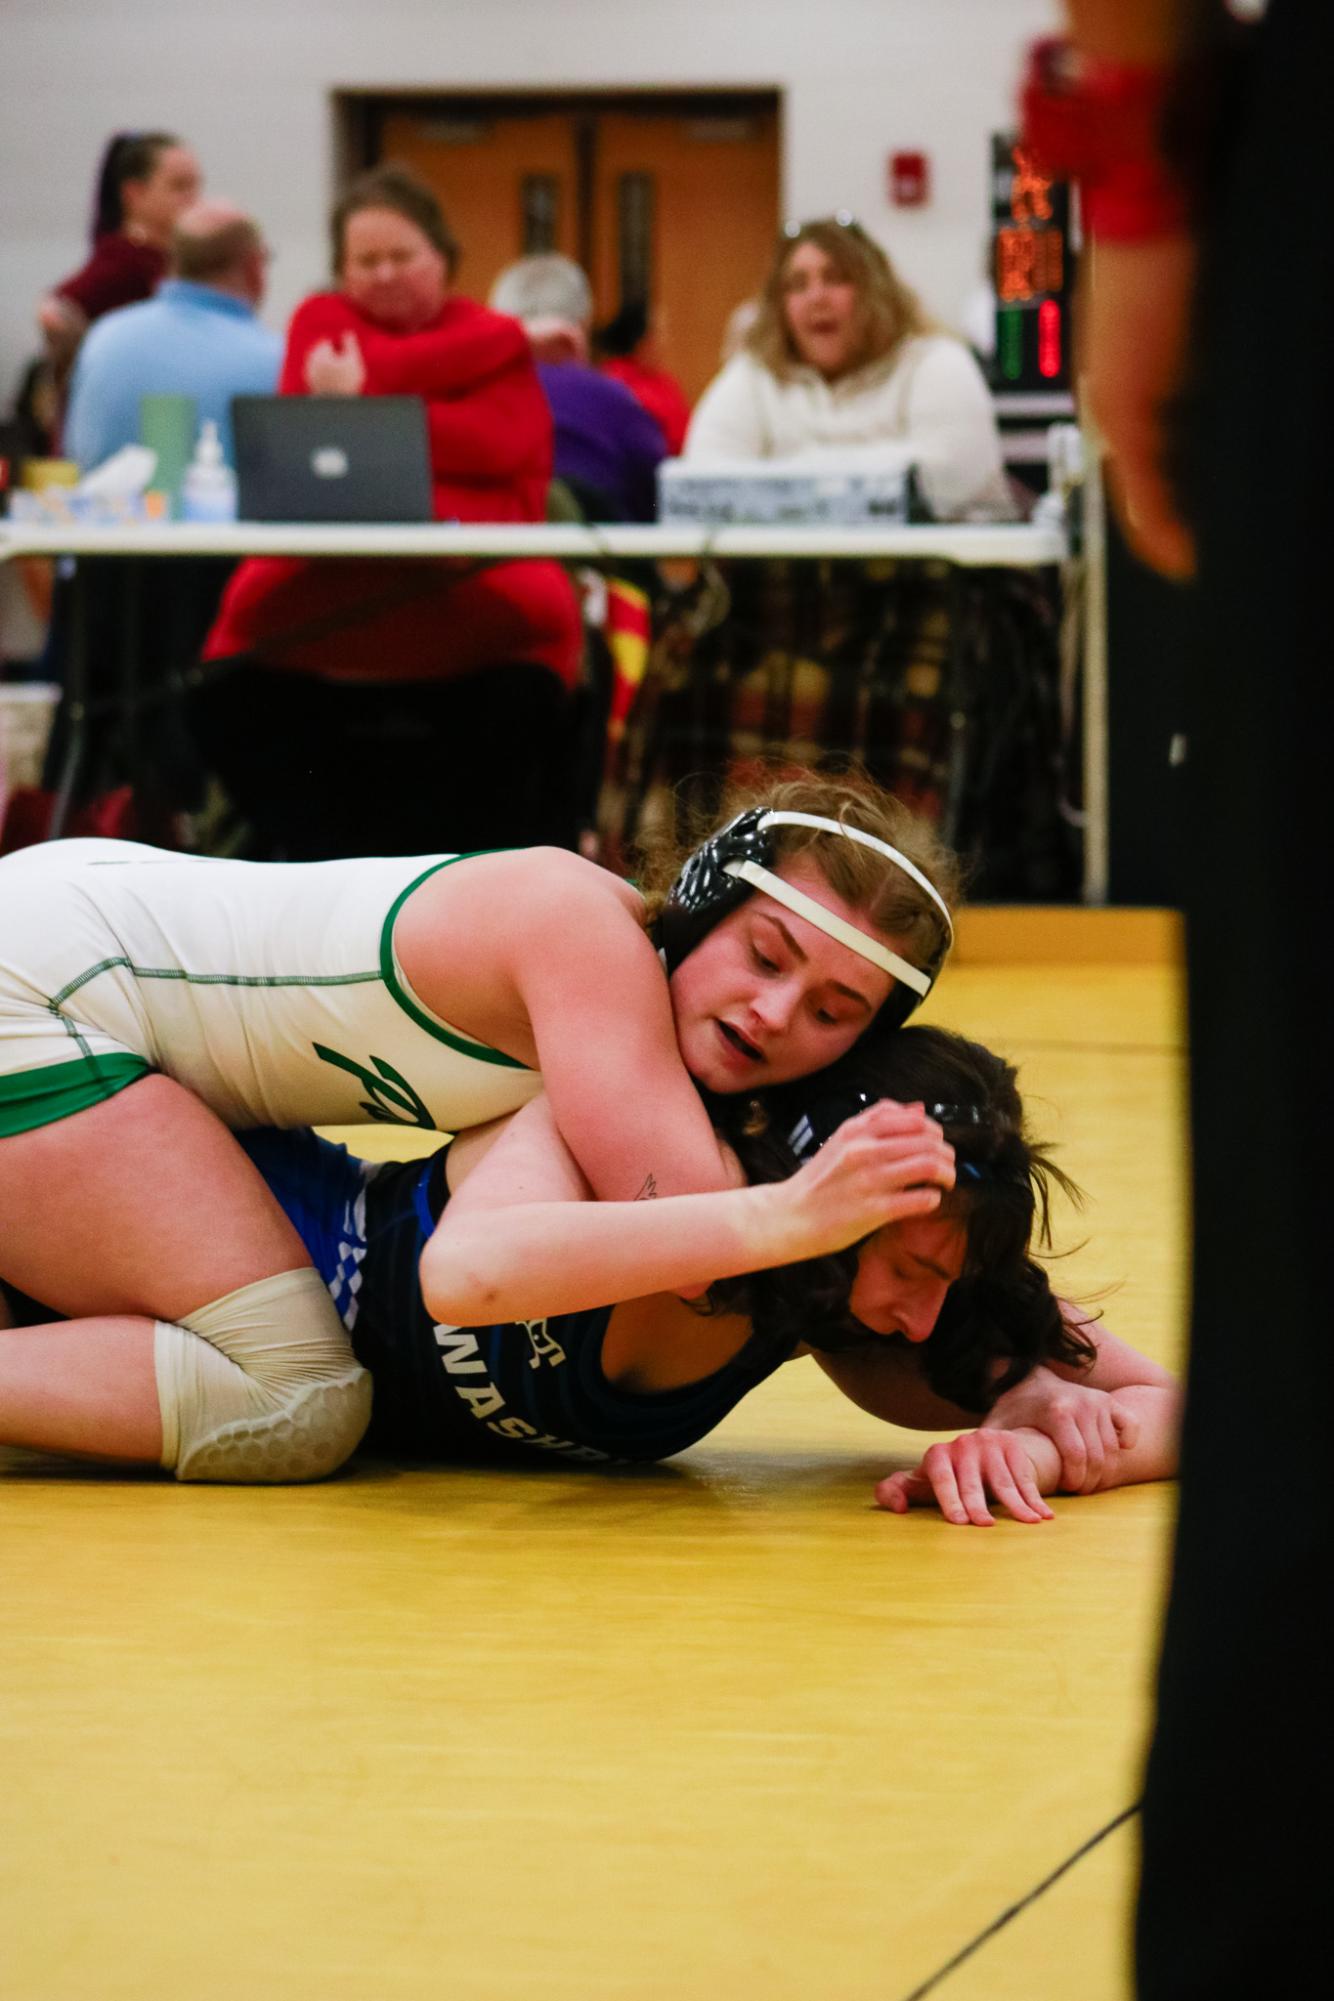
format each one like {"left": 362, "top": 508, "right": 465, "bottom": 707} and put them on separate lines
{"left": 635, "top": 1172, "right": 659, "bottom": 1201}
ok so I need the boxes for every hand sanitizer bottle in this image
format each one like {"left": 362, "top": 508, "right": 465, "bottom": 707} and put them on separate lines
{"left": 181, "top": 419, "right": 238, "bottom": 523}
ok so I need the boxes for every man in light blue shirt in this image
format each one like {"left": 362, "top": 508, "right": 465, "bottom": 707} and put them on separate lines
{"left": 64, "top": 201, "right": 281, "bottom": 470}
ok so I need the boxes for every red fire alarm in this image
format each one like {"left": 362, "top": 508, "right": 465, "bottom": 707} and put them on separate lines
{"left": 889, "top": 150, "right": 930, "bottom": 206}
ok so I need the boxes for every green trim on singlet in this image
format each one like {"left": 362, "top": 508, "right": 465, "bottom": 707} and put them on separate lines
{"left": 378, "top": 855, "right": 534, "bottom": 1072}
{"left": 49, "top": 959, "right": 382, "bottom": 1011}
{"left": 3, "top": 858, "right": 528, "bottom": 1137}
{"left": 0, "top": 1052, "right": 150, "bottom": 1136}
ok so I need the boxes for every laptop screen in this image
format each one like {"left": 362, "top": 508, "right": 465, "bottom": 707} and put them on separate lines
{"left": 231, "top": 396, "right": 435, "bottom": 523}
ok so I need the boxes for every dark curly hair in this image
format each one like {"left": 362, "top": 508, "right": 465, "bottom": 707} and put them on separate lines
{"left": 702, "top": 1024, "right": 1095, "bottom": 1410}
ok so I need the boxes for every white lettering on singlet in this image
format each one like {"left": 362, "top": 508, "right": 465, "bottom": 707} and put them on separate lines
{"left": 434, "top": 1328, "right": 487, "bottom": 1374}
{"left": 431, "top": 1322, "right": 610, "bottom": 1463}
{"left": 455, "top": 1382, "right": 506, "bottom": 1420}
{"left": 522, "top": 1319, "right": 566, "bottom": 1370}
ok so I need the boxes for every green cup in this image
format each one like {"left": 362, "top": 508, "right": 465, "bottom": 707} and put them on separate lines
{"left": 139, "top": 392, "right": 197, "bottom": 519}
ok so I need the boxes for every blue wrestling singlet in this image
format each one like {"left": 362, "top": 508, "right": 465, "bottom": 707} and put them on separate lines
{"left": 237, "top": 1128, "right": 788, "bottom": 1465}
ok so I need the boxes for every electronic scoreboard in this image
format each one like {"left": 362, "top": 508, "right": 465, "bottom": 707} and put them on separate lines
{"left": 991, "top": 132, "right": 1075, "bottom": 393}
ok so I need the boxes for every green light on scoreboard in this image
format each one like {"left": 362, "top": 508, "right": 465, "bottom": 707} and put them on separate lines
{"left": 998, "top": 307, "right": 1023, "bottom": 383}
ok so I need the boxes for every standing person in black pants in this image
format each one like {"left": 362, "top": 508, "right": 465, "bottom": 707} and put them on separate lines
{"left": 1025, "top": 2, "right": 1330, "bottom": 1992}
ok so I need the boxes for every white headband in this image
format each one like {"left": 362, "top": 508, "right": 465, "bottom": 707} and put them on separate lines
{"left": 723, "top": 810, "right": 953, "bottom": 997}
{"left": 756, "top": 812, "right": 954, "bottom": 940}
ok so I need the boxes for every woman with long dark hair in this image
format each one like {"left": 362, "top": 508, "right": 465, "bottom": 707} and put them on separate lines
{"left": 37, "top": 132, "right": 202, "bottom": 376}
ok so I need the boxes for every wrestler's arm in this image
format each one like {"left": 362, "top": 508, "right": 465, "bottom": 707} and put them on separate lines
{"left": 421, "top": 1094, "right": 954, "bottom": 1326}
{"left": 813, "top": 1322, "right": 1179, "bottom": 1522}
{"left": 813, "top": 1312, "right": 1174, "bottom": 1425}
{"left": 408, "top": 848, "right": 752, "bottom": 1216}
{"left": 873, "top": 1383, "right": 1180, "bottom": 1525}
{"left": 513, "top": 876, "right": 736, "bottom": 1204}
{"left": 400, "top": 849, "right": 733, "bottom": 1206}
{"left": 980, "top": 1316, "right": 1178, "bottom": 1485}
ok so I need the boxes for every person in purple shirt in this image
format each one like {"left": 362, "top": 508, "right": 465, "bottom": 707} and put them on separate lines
{"left": 490, "top": 254, "right": 667, "bottom": 521}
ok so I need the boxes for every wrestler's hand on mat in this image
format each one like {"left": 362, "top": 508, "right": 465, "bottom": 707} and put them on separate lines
{"left": 875, "top": 1428, "right": 1057, "bottom": 1527}
{"left": 305, "top": 332, "right": 366, "bottom": 395}
{"left": 982, "top": 1367, "right": 1138, "bottom": 1495}
{"left": 776, "top": 1101, "right": 955, "bottom": 1260}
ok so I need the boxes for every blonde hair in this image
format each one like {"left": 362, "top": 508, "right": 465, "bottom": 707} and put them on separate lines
{"left": 746, "top": 217, "right": 938, "bottom": 381}
{"left": 641, "top": 768, "right": 960, "bottom": 984}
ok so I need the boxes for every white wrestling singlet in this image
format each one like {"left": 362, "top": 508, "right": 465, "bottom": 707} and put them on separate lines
{"left": 0, "top": 840, "right": 543, "bottom": 1137}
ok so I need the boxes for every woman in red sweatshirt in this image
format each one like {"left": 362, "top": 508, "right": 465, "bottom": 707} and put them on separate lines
{"left": 197, "top": 165, "right": 582, "bottom": 857}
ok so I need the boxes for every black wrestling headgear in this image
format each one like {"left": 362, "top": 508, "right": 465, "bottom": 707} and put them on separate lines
{"left": 655, "top": 807, "right": 952, "bottom": 1030}
{"left": 786, "top": 1089, "right": 984, "bottom": 1164}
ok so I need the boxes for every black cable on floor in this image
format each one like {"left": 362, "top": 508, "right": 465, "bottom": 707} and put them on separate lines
{"left": 896, "top": 1799, "right": 1143, "bottom": 2001}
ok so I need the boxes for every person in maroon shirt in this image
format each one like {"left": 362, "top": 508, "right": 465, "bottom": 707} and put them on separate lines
{"left": 38, "top": 132, "right": 203, "bottom": 380}
{"left": 195, "top": 165, "right": 583, "bottom": 858}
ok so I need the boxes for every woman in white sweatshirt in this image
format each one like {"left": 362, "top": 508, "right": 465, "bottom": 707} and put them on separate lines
{"left": 686, "top": 214, "right": 1012, "bottom": 521}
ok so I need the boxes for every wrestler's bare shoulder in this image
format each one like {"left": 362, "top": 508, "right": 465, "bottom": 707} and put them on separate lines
{"left": 394, "top": 848, "right": 650, "bottom": 1059}
{"left": 404, "top": 847, "right": 644, "bottom": 931}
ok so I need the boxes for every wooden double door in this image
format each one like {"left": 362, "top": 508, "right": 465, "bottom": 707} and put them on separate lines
{"left": 356, "top": 93, "right": 781, "bottom": 405}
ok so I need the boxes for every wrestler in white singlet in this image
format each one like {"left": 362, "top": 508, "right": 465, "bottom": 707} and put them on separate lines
{"left": 0, "top": 840, "right": 542, "bottom": 1139}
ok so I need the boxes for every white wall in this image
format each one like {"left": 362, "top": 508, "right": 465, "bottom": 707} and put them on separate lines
{"left": 0, "top": 0, "right": 1059, "bottom": 402}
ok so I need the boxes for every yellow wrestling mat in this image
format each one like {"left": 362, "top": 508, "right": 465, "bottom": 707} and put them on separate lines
{"left": 1, "top": 913, "right": 1186, "bottom": 2000}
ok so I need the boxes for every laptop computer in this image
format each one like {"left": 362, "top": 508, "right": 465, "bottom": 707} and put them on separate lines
{"left": 231, "top": 395, "right": 434, "bottom": 523}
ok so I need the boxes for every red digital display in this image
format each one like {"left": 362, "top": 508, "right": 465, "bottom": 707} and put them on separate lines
{"left": 1037, "top": 299, "right": 1062, "bottom": 379}
{"left": 1008, "top": 147, "right": 1054, "bottom": 225}
{"left": 996, "top": 226, "right": 1065, "bottom": 303}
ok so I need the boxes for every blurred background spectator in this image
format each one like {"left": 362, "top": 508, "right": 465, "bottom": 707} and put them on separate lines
{"left": 63, "top": 200, "right": 280, "bottom": 471}
{"left": 192, "top": 164, "right": 581, "bottom": 859}
{"left": 958, "top": 236, "right": 998, "bottom": 375}
{"left": 490, "top": 253, "right": 667, "bottom": 522}
{"left": 0, "top": 360, "right": 62, "bottom": 685}
{"left": 717, "top": 297, "right": 761, "bottom": 368}
{"left": 37, "top": 132, "right": 203, "bottom": 396}
{"left": 592, "top": 299, "right": 691, "bottom": 457}
{"left": 3, "top": 357, "right": 61, "bottom": 466}
{"left": 685, "top": 214, "right": 1010, "bottom": 521}
{"left": 38, "top": 202, "right": 282, "bottom": 810}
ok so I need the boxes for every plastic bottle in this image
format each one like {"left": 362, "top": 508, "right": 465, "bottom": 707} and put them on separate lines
{"left": 180, "top": 419, "right": 238, "bottom": 523}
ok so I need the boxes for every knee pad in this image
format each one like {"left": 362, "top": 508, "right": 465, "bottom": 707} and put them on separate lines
{"left": 154, "top": 1267, "right": 372, "bottom": 1484}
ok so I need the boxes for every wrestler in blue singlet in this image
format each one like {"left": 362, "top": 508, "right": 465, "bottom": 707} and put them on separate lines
{"left": 237, "top": 1129, "right": 789, "bottom": 1466}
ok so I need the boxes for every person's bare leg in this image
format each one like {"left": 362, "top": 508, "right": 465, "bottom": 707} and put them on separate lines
{"left": 0, "top": 1318, "right": 161, "bottom": 1462}
{"left": 0, "top": 1074, "right": 309, "bottom": 1320}
{"left": 0, "top": 1074, "right": 318, "bottom": 1462}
